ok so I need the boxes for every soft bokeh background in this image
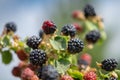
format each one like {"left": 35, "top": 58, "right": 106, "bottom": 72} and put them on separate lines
{"left": 0, "top": 0, "right": 120, "bottom": 80}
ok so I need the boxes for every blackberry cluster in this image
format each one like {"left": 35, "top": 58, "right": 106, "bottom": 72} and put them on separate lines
{"left": 30, "top": 49, "right": 47, "bottom": 66}
{"left": 105, "top": 77, "right": 117, "bottom": 80}
{"left": 61, "top": 24, "right": 76, "bottom": 37}
{"left": 101, "top": 59, "right": 118, "bottom": 71}
{"left": 5, "top": 22, "right": 17, "bottom": 33}
{"left": 68, "top": 38, "right": 84, "bottom": 53}
{"left": 84, "top": 4, "right": 96, "bottom": 18}
{"left": 85, "top": 30, "right": 100, "bottom": 44}
{"left": 42, "top": 20, "right": 57, "bottom": 34}
{"left": 26, "top": 36, "right": 42, "bottom": 49}
{"left": 37, "top": 65, "right": 59, "bottom": 80}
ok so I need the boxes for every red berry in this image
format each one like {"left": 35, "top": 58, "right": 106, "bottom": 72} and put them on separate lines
{"left": 18, "top": 61, "right": 27, "bottom": 68}
{"left": 80, "top": 53, "right": 92, "bottom": 65}
{"left": 61, "top": 75, "right": 74, "bottom": 80}
{"left": 72, "top": 10, "right": 81, "bottom": 19}
{"left": 27, "top": 63, "right": 38, "bottom": 71}
{"left": 84, "top": 71, "right": 97, "bottom": 80}
{"left": 30, "top": 75, "right": 39, "bottom": 80}
{"left": 42, "top": 20, "right": 57, "bottom": 34}
{"left": 21, "top": 68, "right": 34, "bottom": 80}
{"left": 12, "top": 66, "right": 21, "bottom": 77}
{"left": 16, "top": 50, "right": 28, "bottom": 61}
{"left": 73, "top": 23, "right": 82, "bottom": 32}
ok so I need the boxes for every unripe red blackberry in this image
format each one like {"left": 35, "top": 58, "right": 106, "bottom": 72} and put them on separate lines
{"left": 73, "top": 23, "right": 83, "bottom": 32}
{"left": 5, "top": 22, "right": 17, "bottom": 33}
{"left": 16, "top": 49, "right": 28, "bottom": 61}
{"left": 84, "top": 4, "right": 96, "bottom": 18}
{"left": 21, "top": 68, "right": 34, "bottom": 80}
{"left": 61, "top": 75, "right": 74, "bottom": 80}
{"left": 101, "top": 59, "right": 118, "bottom": 71}
{"left": 26, "top": 36, "right": 42, "bottom": 49}
{"left": 85, "top": 30, "right": 100, "bottom": 44}
{"left": 37, "top": 65, "right": 59, "bottom": 80}
{"left": 30, "top": 75, "right": 39, "bottom": 80}
{"left": 68, "top": 38, "right": 84, "bottom": 53}
{"left": 12, "top": 66, "right": 21, "bottom": 77}
{"left": 30, "top": 49, "right": 47, "bottom": 66}
{"left": 61, "top": 24, "right": 76, "bottom": 37}
{"left": 42, "top": 20, "right": 57, "bottom": 34}
{"left": 84, "top": 71, "right": 97, "bottom": 80}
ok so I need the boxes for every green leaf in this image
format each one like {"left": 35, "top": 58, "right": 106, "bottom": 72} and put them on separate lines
{"left": 84, "top": 21, "right": 98, "bottom": 31}
{"left": 50, "top": 36, "right": 67, "bottom": 50}
{"left": 2, "top": 35, "right": 11, "bottom": 46}
{"left": 55, "top": 59, "right": 70, "bottom": 74}
{"left": 67, "top": 69, "right": 83, "bottom": 80}
{"left": 115, "top": 70, "right": 120, "bottom": 80}
{"left": 2, "top": 50, "right": 12, "bottom": 64}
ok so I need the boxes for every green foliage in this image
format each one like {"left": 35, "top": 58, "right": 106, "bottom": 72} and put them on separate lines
{"left": 50, "top": 36, "right": 68, "bottom": 50}
{"left": 2, "top": 50, "right": 12, "bottom": 64}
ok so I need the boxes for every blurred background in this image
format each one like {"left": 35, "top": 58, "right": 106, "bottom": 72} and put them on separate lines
{"left": 0, "top": 0, "right": 120, "bottom": 80}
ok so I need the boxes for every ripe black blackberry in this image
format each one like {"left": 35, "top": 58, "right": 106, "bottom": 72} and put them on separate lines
{"left": 84, "top": 4, "right": 96, "bottom": 18}
{"left": 39, "top": 29, "right": 44, "bottom": 38}
{"left": 29, "top": 49, "right": 47, "bottom": 66}
{"left": 37, "top": 65, "right": 59, "bottom": 80}
{"left": 101, "top": 59, "right": 118, "bottom": 71}
{"left": 5, "top": 22, "right": 17, "bottom": 33}
{"left": 26, "top": 36, "right": 42, "bottom": 49}
{"left": 105, "top": 76, "right": 117, "bottom": 80}
{"left": 85, "top": 30, "right": 100, "bottom": 44}
{"left": 42, "top": 20, "right": 57, "bottom": 34}
{"left": 61, "top": 24, "right": 76, "bottom": 37}
{"left": 68, "top": 38, "right": 84, "bottom": 53}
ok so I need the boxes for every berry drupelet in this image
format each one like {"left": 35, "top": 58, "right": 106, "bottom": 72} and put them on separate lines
{"left": 37, "top": 65, "right": 59, "bottom": 80}
{"left": 101, "top": 59, "right": 118, "bottom": 71}
{"left": 68, "top": 38, "right": 84, "bottom": 53}
{"left": 42, "top": 20, "right": 57, "bottom": 34}
{"left": 84, "top": 4, "right": 96, "bottom": 18}
{"left": 5, "top": 22, "right": 17, "bottom": 33}
{"left": 61, "top": 24, "right": 76, "bottom": 37}
{"left": 86, "top": 30, "right": 101, "bottom": 44}
{"left": 29, "top": 49, "right": 47, "bottom": 66}
{"left": 26, "top": 36, "right": 42, "bottom": 49}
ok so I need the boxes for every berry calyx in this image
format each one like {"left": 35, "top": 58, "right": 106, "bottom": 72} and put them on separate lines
{"left": 29, "top": 49, "right": 47, "bottom": 66}
{"left": 68, "top": 38, "right": 84, "bottom": 53}
{"left": 42, "top": 20, "right": 57, "bottom": 34}
{"left": 101, "top": 59, "right": 118, "bottom": 71}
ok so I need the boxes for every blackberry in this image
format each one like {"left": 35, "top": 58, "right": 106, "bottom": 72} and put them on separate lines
{"left": 101, "top": 59, "right": 118, "bottom": 71}
{"left": 85, "top": 30, "right": 100, "bottom": 44}
{"left": 84, "top": 4, "right": 96, "bottom": 18}
{"left": 37, "top": 65, "right": 59, "bottom": 80}
{"left": 26, "top": 36, "right": 42, "bottom": 49}
{"left": 42, "top": 20, "right": 57, "bottom": 34}
{"left": 105, "top": 77, "right": 117, "bottom": 80}
{"left": 39, "top": 29, "right": 44, "bottom": 38}
{"left": 29, "top": 49, "right": 47, "bottom": 66}
{"left": 5, "top": 22, "right": 17, "bottom": 33}
{"left": 68, "top": 38, "right": 84, "bottom": 53}
{"left": 61, "top": 24, "right": 76, "bottom": 37}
